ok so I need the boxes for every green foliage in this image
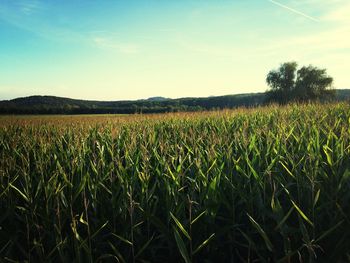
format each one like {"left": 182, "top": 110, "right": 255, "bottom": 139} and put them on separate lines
{"left": 0, "top": 93, "right": 266, "bottom": 114}
{"left": 2, "top": 90, "right": 350, "bottom": 114}
{"left": 0, "top": 104, "right": 350, "bottom": 262}
{"left": 266, "top": 62, "right": 335, "bottom": 104}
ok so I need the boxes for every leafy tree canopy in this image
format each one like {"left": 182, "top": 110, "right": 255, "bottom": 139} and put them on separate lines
{"left": 266, "top": 62, "right": 335, "bottom": 103}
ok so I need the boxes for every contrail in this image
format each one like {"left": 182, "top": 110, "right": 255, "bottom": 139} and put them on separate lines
{"left": 268, "top": 0, "right": 319, "bottom": 22}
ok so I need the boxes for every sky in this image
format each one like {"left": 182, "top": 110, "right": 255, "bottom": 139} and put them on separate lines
{"left": 0, "top": 0, "right": 349, "bottom": 101}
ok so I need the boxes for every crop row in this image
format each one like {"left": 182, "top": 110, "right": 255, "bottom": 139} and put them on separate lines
{"left": 0, "top": 104, "right": 349, "bottom": 262}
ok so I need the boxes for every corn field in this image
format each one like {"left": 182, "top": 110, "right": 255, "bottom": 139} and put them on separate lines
{"left": 0, "top": 104, "right": 349, "bottom": 262}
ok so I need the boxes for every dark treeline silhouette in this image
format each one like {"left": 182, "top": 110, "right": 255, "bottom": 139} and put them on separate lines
{"left": 0, "top": 89, "right": 349, "bottom": 115}
{"left": 0, "top": 93, "right": 266, "bottom": 114}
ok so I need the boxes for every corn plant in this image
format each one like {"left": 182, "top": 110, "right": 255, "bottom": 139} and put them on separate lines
{"left": 0, "top": 103, "right": 349, "bottom": 262}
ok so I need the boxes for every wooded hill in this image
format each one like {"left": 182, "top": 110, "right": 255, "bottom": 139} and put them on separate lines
{"left": 0, "top": 89, "right": 349, "bottom": 114}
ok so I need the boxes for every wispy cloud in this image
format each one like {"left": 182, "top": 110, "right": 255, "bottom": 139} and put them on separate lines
{"left": 281, "top": 1, "right": 349, "bottom": 49}
{"left": 93, "top": 37, "right": 140, "bottom": 54}
{"left": 0, "top": 4, "right": 141, "bottom": 55}
{"left": 268, "top": 0, "right": 319, "bottom": 22}
{"left": 177, "top": 0, "right": 349, "bottom": 64}
{"left": 16, "top": 0, "right": 43, "bottom": 15}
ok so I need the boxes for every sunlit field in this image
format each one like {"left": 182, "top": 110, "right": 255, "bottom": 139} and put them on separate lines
{"left": 1, "top": 103, "right": 349, "bottom": 262}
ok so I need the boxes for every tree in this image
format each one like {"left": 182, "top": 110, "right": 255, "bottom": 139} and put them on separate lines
{"left": 266, "top": 62, "right": 335, "bottom": 104}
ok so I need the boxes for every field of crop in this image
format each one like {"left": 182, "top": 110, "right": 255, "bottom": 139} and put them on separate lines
{"left": 0, "top": 104, "right": 350, "bottom": 262}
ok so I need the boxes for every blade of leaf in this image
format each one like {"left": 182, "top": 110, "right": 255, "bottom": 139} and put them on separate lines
{"left": 315, "top": 220, "right": 343, "bottom": 243}
{"left": 313, "top": 189, "right": 320, "bottom": 207}
{"left": 275, "top": 207, "right": 294, "bottom": 231}
{"left": 170, "top": 212, "right": 191, "bottom": 240}
{"left": 191, "top": 211, "right": 206, "bottom": 225}
{"left": 111, "top": 234, "right": 133, "bottom": 246}
{"left": 247, "top": 213, "right": 274, "bottom": 252}
{"left": 291, "top": 200, "right": 314, "bottom": 227}
{"left": 173, "top": 227, "right": 190, "bottom": 263}
{"left": 192, "top": 233, "right": 215, "bottom": 255}
{"left": 135, "top": 234, "right": 154, "bottom": 258}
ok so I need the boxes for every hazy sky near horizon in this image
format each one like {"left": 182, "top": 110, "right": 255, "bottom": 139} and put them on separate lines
{"left": 0, "top": 0, "right": 349, "bottom": 100}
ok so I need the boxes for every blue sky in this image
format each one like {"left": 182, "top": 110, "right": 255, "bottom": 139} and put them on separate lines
{"left": 0, "top": 0, "right": 349, "bottom": 100}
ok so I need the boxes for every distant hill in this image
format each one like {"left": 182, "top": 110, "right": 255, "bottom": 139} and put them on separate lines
{"left": 0, "top": 89, "right": 349, "bottom": 114}
{"left": 146, "top": 96, "right": 170, "bottom": 102}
